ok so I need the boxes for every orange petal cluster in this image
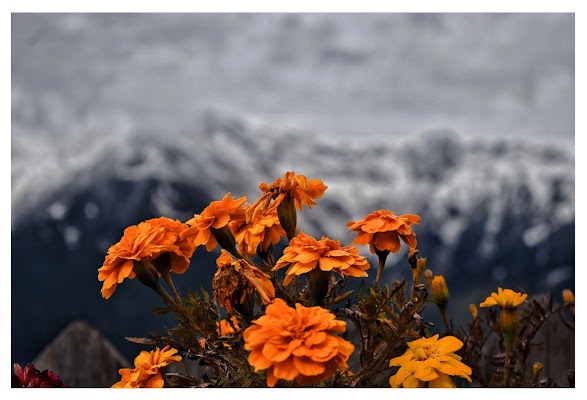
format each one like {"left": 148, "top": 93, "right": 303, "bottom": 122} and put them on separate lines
{"left": 200, "top": 316, "right": 241, "bottom": 348}
{"left": 246, "top": 171, "right": 327, "bottom": 223}
{"left": 98, "top": 217, "right": 196, "bottom": 299}
{"left": 181, "top": 192, "right": 246, "bottom": 251}
{"left": 389, "top": 335, "right": 472, "bottom": 388}
{"left": 243, "top": 298, "right": 354, "bottom": 387}
{"left": 212, "top": 250, "right": 275, "bottom": 314}
{"left": 273, "top": 232, "right": 369, "bottom": 285}
{"left": 347, "top": 210, "right": 421, "bottom": 254}
{"left": 112, "top": 346, "right": 182, "bottom": 388}
{"left": 230, "top": 205, "right": 286, "bottom": 257}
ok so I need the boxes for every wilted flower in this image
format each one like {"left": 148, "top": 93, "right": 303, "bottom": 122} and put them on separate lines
{"left": 246, "top": 171, "right": 327, "bottom": 239}
{"left": 388, "top": 334, "right": 472, "bottom": 388}
{"left": 12, "top": 363, "right": 67, "bottom": 388}
{"left": 98, "top": 217, "right": 196, "bottom": 299}
{"left": 273, "top": 232, "right": 369, "bottom": 305}
{"left": 213, "top": 250, "right": 275, "bottom": 322}
{"left": 243, "top": 298, "right": 354, "bottom": 387}
{"left": 181, "top": 192, "right": 246, "bottom": 258}
{"left": 230, "top": 205, "right": 286, "bottom": 257}
{"left": 480, "top": 288, "right": 527, "bottom": 349}
{"left": 112, "top": 346, "right": 182, "bottom": 388}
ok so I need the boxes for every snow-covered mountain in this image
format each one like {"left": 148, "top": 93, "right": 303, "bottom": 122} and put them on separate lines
{"left": 12, "top": 110, "right": 574, "bottom": 369}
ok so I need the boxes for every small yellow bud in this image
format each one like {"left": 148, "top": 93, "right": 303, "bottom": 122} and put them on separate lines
{"left": 531, "top": 362, "right": 544, "bottom": 384}
{"left": 562, "top": 289, "right": 574, "bottom": 315}
{"left": 469, "top": 304, "right": 478, "bottom": 319}
{"left": 424, "top": 269, "right": 433, "bottom": 287}
{"left": 431, "top": 276, "right": 449, "bottom": 306}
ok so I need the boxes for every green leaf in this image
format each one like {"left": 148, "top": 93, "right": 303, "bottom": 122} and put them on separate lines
{"left": 200, "top": 285, "right": 210, "bottom": 303}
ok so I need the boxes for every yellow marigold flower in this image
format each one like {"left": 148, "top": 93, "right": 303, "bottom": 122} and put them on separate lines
{"left": 243, "top": 298, "right": 354, "bottom": 387}
{"left": 389, "top": 334, "right": 472, "bottom": 388}
{"left": 480, "top": 288, "right": 527, "bottom": 348}
{"left": 112, "top": 346, "right": 182, "bottom": 388}
{"left": 213, "top": 250, "right": 275, "bottom": 321}
{"left": 346, "top": 210, "right": 420, "bottom": 254}
{"left": 246, "top": 171, "right": 327, "bottom": 222}
{"left": 230, "top": 204, "right": 286, "bottom": 257}
{"left": 480, "top": 287, "right": 527, "bottom": 309}
{"left": 181, "top": 192, "right": 246, "bottom": 252}
{"left": 98, "top": 217, "right": 196, "bottom": 299}
{"left": 273, "top": 232, "right": 370, "bottom": 286}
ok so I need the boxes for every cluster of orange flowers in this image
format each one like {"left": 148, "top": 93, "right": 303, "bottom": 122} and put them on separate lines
{"left": 100, "top": 171, "right": 567, "bottom": 389}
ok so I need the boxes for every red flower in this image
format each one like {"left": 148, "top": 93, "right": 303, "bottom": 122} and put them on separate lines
{"left": 12, "top": 363, "right": 67, "bottom": 388}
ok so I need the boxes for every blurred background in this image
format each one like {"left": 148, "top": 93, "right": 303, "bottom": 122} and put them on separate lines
{"left": 11, "top": 13, "right": 574, "bottom": 378}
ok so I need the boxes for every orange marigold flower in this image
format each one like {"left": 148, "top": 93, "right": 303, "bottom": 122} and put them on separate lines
{"left": 389, "top": 334, "right": 472, "bottom": 388}
{"left": 246, "top": 171, "right": 327, "bottom": 224}
{"left": 112, "top": 346, "right": 182, "bottom": 388}
{"left": 200, "top": 316, "right": 241, "bottom": 348}
{"left": 243, "top": 298, "right": 354, "bottom": 387}
{"left": 98, "top": 217, "right": 196, "bottom": 299}
{"left": 347, "top": 210, "right": 420, "bottom": 254}
{"left": 273, "top": 231, "right": 370, "bottom": 286}
{"left": 181, "top": 192, "right": 246, "bottom": 252}
{"left": 230, "top": 204, "right": 286, "bottom": 257}
{"left": 213, "top": 250, "right": 275, "bottom": 319}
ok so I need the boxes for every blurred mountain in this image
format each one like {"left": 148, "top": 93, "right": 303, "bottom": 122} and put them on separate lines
{"left": 11, "top": 110, "right": 574, "bottom": 366}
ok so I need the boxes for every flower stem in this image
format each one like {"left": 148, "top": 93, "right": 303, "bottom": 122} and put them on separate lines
{"left": 375, "top": 257, "right": 386, "bottom": 288}
{"left": 504, "top": 344, "right": 511, "bottom": 387}
{"left": 160, "top": 270, "right": 182, "bottom": 305}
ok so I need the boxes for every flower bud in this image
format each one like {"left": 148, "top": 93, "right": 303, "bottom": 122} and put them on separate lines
{"left": 431, "top": 276, "right": 449, "bottom": 306}
{"left": 413, "top": 258, "right": 426, "bottom": 285}
{"left": 307, "top": 268, "right": 331, "bottom": 306}
{"left": 469, "top": 304, "right": 478, "bottom": 319}
{"left": 424, "top": 269, "right": 433, "bottom": 287}
{"left": 531, "top": 362, "right": 544, "bottom": 385}
{"left": 211, "top": 225, "right": 247, "bottom": 260}
{"left": 132, "top": 259, "right": 160, "bottom": 291}
{"left": 562, "top": 289, "right": 574, "bottom": 314}
{"left": 277, "top": 195, "right": 297, "bottom": 241}
{"left": 500, "top": 303, "right": 518, "bottom": 348}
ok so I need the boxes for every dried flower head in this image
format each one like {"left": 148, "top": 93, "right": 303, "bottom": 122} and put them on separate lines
{"left": 181, "top": 192, "right": 246, "bottom": 252}
{"left": 346, "top": 210, "right": 420, "bottom": 254}
{"left": 98, "top": 217, "right": 195, "bottom": 299}
{"left": 389, "top": 334, "right": 472, "bottom": 388}
{"left": 246, "top": 171, "right": 327, "bottom": 224}
{"left": 230, "top": 205, "right": 286, "bottom": 257}
{"left": 112, "top": 346, "right": 182, "bottom": 388}
{"left": 273, "top": 232, "right": 370, "bottom": 285}
{"left": 12, "top": 363, "right": 67, "bottom": 388}
{"left": 243, "top": 298, "right": 354, "bottom": 387}
{"left": 213, "top": 250, "right": 275, "bottom": 318}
